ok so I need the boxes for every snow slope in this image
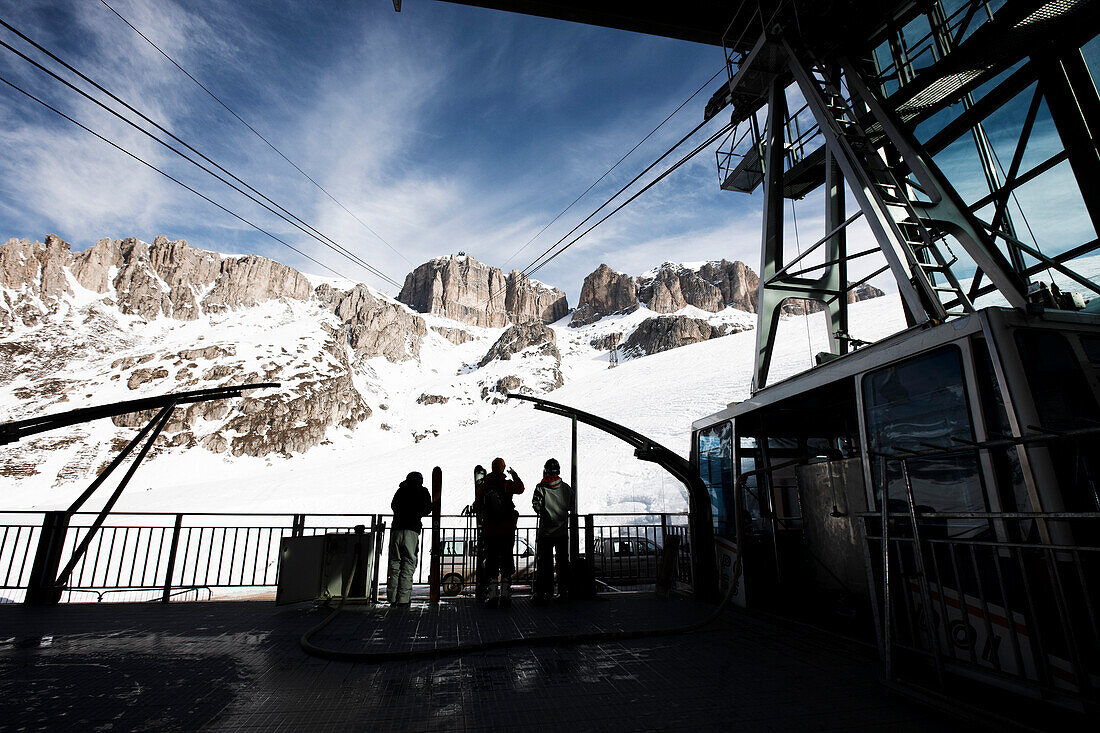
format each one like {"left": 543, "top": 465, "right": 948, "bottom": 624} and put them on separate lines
{"left": 2, "top": 294, "right": 909, "bottom": 516}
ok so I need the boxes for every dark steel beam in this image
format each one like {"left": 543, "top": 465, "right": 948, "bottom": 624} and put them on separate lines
{"left": 53, "top": 403, "right": 176, "bottom": 591}
{"left": 922, "top": 63, "right": 1036, "bottom": 157}
{"left": 1035, "top": 46, "right": 1100, "bottom": 235}
{"left": 0, "top": 383, "right": 279, "bottom": 445}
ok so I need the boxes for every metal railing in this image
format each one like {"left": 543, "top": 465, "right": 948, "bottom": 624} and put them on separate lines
{"left": 859, "top": 501, "right": 1100, "bottom": 708}
{"left": 0, "top": 511, "right": 692, "bottom": 603}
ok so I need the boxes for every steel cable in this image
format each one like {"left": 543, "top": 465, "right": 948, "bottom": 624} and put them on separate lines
{"left": 0, "top": 72, "right": 349, "bottom": 280}
{"left": 0, "top": 23, "right": 401, "bottom": 288}
{"left": 99, "top": 0, "right": 412, "bottom": 266}
{"left": 502, "top": 66, "right": 726, "bottom": 267}
{"left": 527, "top": 120, "right": 734, "bottom": 279}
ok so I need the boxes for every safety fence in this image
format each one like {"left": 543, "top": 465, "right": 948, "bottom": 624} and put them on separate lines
{"left": 858, "top": 508, "right": 1100, "bottom": 709}
{"left": 0, "top": 511, "right": 692, "bottom": 603}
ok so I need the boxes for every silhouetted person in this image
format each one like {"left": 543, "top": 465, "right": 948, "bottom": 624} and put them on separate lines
{"left": 476, "top": 457, "right": 524, "bottom": 607}
{"left": 532, "top": 458, "right": 574, "bottom": 604}
{"left": 387, "top": 471, "right": 432, "bottom": 607}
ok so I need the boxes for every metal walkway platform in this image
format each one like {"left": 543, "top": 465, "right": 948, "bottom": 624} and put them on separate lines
{"left": 0, "top": 595, "right": 963, "bottom": 731}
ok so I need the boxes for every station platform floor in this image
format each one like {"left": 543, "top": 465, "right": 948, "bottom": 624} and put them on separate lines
{"left": 1, "top": 592, "right": 967, "bottom": 731}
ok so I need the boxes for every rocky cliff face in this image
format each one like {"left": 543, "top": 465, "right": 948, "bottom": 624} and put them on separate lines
{"left": 1, "top": 234, "right": 315, "bottom": 330}
{"left": 398, "top": 254, "right": 568, "bottom": 328}
{"left": 621, "top": 316, "right": 751, "bottom": 358}
{"left": 477, "top": 321, "right": 563, "bottom": 401}
{"left": 574, "top": 259, "right": 884, "bottom": 324}
{"left": 570, "top": 264, "right": 638, "bottom": 326}
{"left": 0, "top": 233, "right": 889, "bottom": 490}
{"left": 315, "top": 283, "right": 426, "bottom": 361}
{"left": 0, "top": 234, "right": 435, "bottom": 469}
{"left": 574, "top": 260, "right": 758, "bottom": 325}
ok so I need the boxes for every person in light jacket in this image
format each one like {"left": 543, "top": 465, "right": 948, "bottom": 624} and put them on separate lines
{"left": 387, "top": 471, "right": 433, "bottom": 607}
{"left": 532, "top": 458, "right": 574, "bottom": 604}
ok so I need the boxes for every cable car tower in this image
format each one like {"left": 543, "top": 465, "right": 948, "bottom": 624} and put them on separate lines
{"left": 704, "top": 0, "right": 1100, "bottom": 390}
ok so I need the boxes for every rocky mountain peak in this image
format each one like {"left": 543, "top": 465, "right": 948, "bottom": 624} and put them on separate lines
{"left": 572, "top": 259, "right": 884, "bottom": 325}
{"left": 570, "top": 264, "right": 638, "bottom": 326}
{"left": 397, "top": 254, "right": 568, "bottom": 328}
{"left": 1, "top": 234, "right": 320, "bottom": 329}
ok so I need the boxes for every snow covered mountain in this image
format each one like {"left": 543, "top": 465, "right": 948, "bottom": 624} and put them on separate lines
{"left": 0, "top": 234, "right": 897, "bottom": 515}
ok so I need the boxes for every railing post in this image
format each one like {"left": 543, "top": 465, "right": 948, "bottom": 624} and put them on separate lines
{"left": 161, "top": 514, "right": 183, "bottom": 604}
{"left": 569, "top": 415, "right": 580, "bottom": 566}
{"left": 584, "top": 514, "right": 595, "bottom": 571}
{"left": 660, "top": 513, "right": 668, "bottom": 544}
{"left": 370, "top": 515, "right": 384, "bottom": 603}
{"left": 291, "top": 514, "right": 305, "bottom": 537}
{"left": 25, "top": 511, "right": 70, "bottom": 605}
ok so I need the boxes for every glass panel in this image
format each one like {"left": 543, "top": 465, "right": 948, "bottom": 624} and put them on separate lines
{"left": 739, "top": 437, "right": 765, "bottom": 534}
{"left": 972, "top": 337, "right": 1031, "bottom": 515}
{"left": 697, "top": 422, "right": 735, "bottom": 537}
{"left": 1015, "top": 329, "right": 1100, "bottom": 514}
{"left": 1015, "top": 329, "right": 1100, "bottom": 430}
{"left": 862, "top": 346, "right": 989, "bottom": 536}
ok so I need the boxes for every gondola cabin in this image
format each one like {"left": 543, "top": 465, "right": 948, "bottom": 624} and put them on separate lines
{"left": 692, "top": 304, "right": 1100, "bottom": 705}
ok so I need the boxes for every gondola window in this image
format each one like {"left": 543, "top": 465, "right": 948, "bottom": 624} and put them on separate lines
{"left": 862, "top": 346, "right": 988, "bottom": 537}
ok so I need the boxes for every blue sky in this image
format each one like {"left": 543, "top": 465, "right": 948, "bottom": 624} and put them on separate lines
{"left": 0, "top": 1, "right": 1094, "bottom": 304}
{"left": 0, "top": 0, "right": 760, "bottom": 299}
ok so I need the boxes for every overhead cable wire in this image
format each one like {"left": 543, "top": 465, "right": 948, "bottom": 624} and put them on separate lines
{"left": 0, "top": 17, "right": 398, "bottom": 287}
{"left": 526, "top": 121, "right": 733, "bottom": 279}
{"left": 477, "top": 116, "right": 729, "bottom": 313}
{"left": 0, "top": 72, "right": 349, "bottom": 280}
{"left": 0, "top": 21, "right": 399, "bottom": 287}
{"left": 520, "top": 117, "right": 714, "bottom": 278}
{"left": 0, "top": 25, "right": 401, "bottom": 288}
{"left": 98, "top": 0, "right": 413, "bottom": 266}
{"left": 501, "top": 65, "right": 726, "bottom": 267}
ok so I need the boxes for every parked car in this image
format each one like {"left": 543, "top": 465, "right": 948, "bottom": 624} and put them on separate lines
{"left": 589, "top": 536, "right": 663, "bottom": 583}
{"left": 437, "top": 536, "right": 535, "bottom": 596}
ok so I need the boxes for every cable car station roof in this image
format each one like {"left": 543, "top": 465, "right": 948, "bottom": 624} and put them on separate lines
{"left": 435, "top": 1, "right": 927, "bottom": 52}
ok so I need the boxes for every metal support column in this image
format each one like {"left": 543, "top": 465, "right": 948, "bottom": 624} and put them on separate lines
{"left": 753, "top": 70, "right": 847, "bottom": 390}
{"left": 569, "top": 415, "right": 580, "bottom": 570}
{"left": 1035, "top": 46, "right": 1100, "bottom": 236}
{"left": 825, "top": 148, "right": 849, "bottom": 353}
{"left": 54, "top": 403, "right": 175, "bottom": 592}
{"left": 25, "top": 511, "right": 70, "bottom": 605}
{"left": 753, "top": 74, "right": 790, "bottom": 392}
{"left": 429, "top": 466, "right": 442, "bottom": 604}
{"left": 161, "top": 513, "right": 183, "bottom": 604}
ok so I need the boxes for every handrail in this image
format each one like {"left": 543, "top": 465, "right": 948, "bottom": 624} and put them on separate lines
{"left": 10, "top": 383, "right": 281, "bottom": 605}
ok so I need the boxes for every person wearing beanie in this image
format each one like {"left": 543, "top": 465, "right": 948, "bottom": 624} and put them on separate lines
{"left": 532, "top": 458, "right": 574, "bottom": 604}
{"left": 386, "top": 471, "right": 433, "bottom": 607}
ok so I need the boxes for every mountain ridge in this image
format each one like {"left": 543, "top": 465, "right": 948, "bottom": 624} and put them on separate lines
{"left": 0, "top": 233, "right": 884, "bottom": 494}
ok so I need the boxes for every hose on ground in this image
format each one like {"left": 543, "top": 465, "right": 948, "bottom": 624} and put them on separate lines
{"left": 300, "top": 551, "right": 744, "bottom": 663}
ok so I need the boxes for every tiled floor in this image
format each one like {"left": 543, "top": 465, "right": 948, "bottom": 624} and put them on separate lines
{"left": 0, "top": 593, "right": 963, "bottom": 731}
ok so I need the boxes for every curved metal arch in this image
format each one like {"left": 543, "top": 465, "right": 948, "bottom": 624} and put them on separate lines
{"left": 507, "top": 392, "right": 718, "bottom": 601}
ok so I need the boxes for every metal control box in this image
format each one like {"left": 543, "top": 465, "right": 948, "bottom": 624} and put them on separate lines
{"left": 275, "top": 531, "right": 374, "bottom": 606}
